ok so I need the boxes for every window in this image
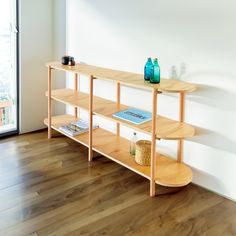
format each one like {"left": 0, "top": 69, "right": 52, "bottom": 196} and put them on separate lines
{"left": 0, "top": 0, "right": 19, "bottom": 137}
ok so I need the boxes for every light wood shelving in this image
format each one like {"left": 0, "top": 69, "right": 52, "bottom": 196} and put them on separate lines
{"left": 45, "top": 62, "right": 197, "bottom": 197}
{"left": 45, "top": 89, "right": 195, "bottom": 140}
{"left": 44, "top": 115, "right": 192, "bottom": 187}
{"left": 47, "top": 62, "right": 196, "bottom": 93}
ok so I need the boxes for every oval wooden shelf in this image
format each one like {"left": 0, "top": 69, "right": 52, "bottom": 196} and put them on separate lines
{"left": 46, "top": 89, "right": 195, "bottom": 140}
{"left": 47, "top": 62, "right": 196, "bottom": 93}
{"left": 44, "top": 114, "right": 193, "bottom": 187}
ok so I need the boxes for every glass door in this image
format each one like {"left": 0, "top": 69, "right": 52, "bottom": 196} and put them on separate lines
{"left": 0, "top": 0, "right": 18, "bottom": 137}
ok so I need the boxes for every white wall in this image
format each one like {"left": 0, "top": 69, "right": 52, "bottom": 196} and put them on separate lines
{"left": 67, "top": 0, "right": 236, "bottom": 200}
{"left": 20, "top": 0, "right": 66, "bottom": 133}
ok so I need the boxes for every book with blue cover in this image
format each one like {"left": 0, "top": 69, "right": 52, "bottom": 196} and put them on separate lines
{"left": 112, "top": 108, "right": 152, "bottom": 125}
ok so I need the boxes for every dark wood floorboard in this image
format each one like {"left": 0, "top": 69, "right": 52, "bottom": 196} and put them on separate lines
{"left": 0, "top": 130, "right": 235, "bottom": 236}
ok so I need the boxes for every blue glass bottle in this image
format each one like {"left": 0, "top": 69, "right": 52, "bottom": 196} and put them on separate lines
{"left": 144, "top": 58, "right": 153, "bottom": 81}
{"left": 150, "top": 58, "right": 160, "bottom": 84}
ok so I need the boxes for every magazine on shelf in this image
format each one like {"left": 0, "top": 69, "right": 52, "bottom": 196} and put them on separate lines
{"left": 112, "top": 108, "right": 152, "bottom": 125}
{"left": 59, "top": 119, "right": 99, "bottom": 137}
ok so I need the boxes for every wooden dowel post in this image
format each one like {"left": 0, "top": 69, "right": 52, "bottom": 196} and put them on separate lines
{"left": 89, "top": 75, "right": 94, "bottom": 162}
{"left": 48, "top": 66, "right": 52, "bottom": 139}
{"left": 150, "top": 88, "right": 158, "bottom": 197}
{"left": 177, "top": 92, "right": 185, "bottom": 163}
{"left": 74, "top": 73, "right": 78, "bottom": 118}
{"left": 116, "top": 82, "right": 120, "bottom": 136}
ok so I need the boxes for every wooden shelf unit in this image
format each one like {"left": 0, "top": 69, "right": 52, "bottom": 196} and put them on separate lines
{"left": 45, "top": 89, "right": 195, "bottom": 140}
{"left": 44, "top": 115, "right": 192, "bottom": 187}
{"left": 45, "top": 62, "right": 197, "bottom": 197}
{"left": 47, "top": 62, "right": 196, "bottom": 93}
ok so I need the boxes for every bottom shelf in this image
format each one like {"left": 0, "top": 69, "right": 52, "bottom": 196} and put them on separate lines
{"left": 44, "top": 115, "right": 192, "bottom": 187}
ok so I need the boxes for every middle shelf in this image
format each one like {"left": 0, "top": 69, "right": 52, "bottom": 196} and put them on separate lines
{"left": 46, "top": 88, "right": 195, "bottom": 140}
{"left": 44, "top": 114, "right": 193, "bottom": 187}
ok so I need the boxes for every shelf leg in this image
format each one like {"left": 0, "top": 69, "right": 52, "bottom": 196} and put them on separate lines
{"left": 116, "top": 82, "right": 120, "bottom": 136}
{"left": 150, "top": 89, "right": 158, "bottom": 197}
{"left": 48, "top": 66, "right": 52, "bottom": 139}
{"left": 177, "top": 92, "right": 185, "bottom": 163}
{"left": 89, "top": 75, "right": 94, "bottom": 162}
{"left": 74, "top": 73, "right": 79, "bottom": 118}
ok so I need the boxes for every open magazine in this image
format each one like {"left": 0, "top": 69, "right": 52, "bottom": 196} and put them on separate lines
{"left": 59, "top": 119, "right": 99, "bottom": 137}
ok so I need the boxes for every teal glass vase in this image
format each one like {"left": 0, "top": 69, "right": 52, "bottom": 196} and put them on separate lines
{"left": 150, "top": 58, "right": 160, "bottom": 84}
{"left": 144, "top": 58, "right": 153, "bottom": 81}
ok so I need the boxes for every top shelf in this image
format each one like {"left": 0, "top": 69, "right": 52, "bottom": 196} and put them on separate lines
{"left": 47, "top": 62, "right": 196, "bottom": 93}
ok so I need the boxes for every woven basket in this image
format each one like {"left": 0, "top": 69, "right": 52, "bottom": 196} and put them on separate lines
{"left": 135, "top": 140, "right": 151, "bottom": 166}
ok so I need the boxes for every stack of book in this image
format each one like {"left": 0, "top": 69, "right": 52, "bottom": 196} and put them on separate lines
{"left": 59, "top": 119, "right": 99, "bottom": 137}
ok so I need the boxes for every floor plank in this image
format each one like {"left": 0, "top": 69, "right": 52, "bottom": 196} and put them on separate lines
{"left": 0, "top": 130, "right": 235, "bottom": 236}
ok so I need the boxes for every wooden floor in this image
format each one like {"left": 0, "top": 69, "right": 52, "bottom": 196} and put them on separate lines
{"left": 0, "top": 131, "right": 236, "bottom": 236}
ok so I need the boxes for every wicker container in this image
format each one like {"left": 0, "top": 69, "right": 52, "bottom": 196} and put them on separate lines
{"left": 135, "top": 140, "right": 151, "bottom": 166}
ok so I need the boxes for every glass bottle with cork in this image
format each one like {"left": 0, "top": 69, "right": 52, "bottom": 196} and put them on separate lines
{"left": 130, "top": 132, "right": 138, "bottom": 156}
